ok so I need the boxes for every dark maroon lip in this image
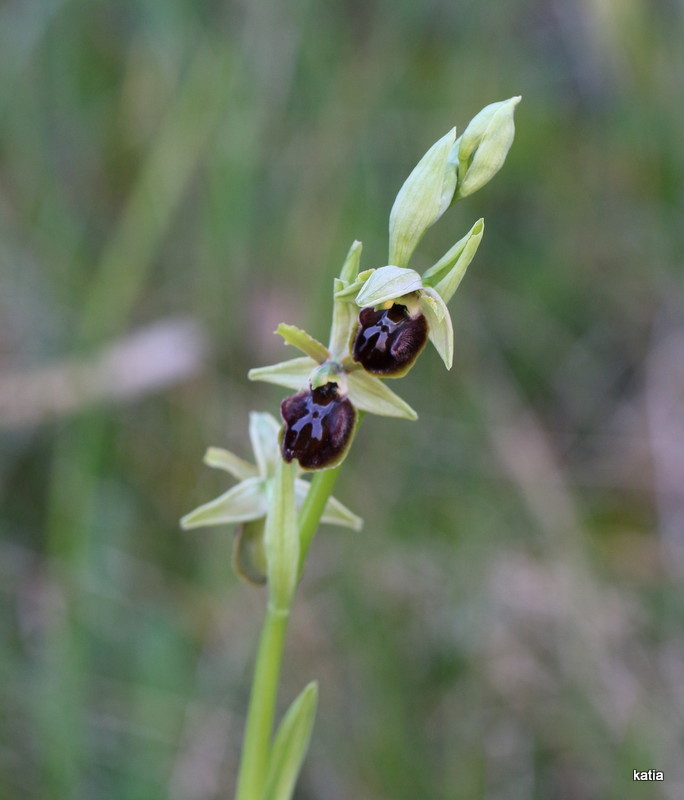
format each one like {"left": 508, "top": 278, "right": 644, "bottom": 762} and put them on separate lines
{"left": 352, "top": 304, "right": 428, "bottom": 376}
{"left": 280, "top": 383, "right": 356, "bottom": 471}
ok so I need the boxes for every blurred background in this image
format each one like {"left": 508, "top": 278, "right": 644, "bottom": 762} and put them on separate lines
{"left": 2, "top": 1, "right": 683, "bottom": 798}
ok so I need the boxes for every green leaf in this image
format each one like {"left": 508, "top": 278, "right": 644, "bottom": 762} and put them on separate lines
{"left": 261, "top": 682, "right": 318, "bottom": 800}
{"left": 422, "top": 219, "right": 484, "bottom": 304}
{"left": 264, "top": 460, "right": 299, "bottom": 611}
{"left": 249, "top": 412, "right": 282, "bottom": 478}
{"left": 355, "top": 266, "right": 423, "bottom": 308}
{"left": 276, "top": 324, "right": 329, "bottom": 364}
{"left": 347, "top": 370, "right": 417, "bottom": 420}
{"left": 204, "top": 446, "right": 258, "bottom": 481}
{"left": 389, "top": 127, "right": 458, "bottom": 268}
{"left": 339, "top": 239, "right": 362, "bottom": 283}
{"left": 248, "top": 357, "right": 317, "bottom": 390}
{"left": 420, "top": 287, "right": 453, "bottom": 369}
{"left": 180, "top": 477, "right": 266, "bottom": 529}
{"left": 232, "top": 518, "right": 267, "bottom": 585}
{"left": 453, "top": 96, "right": 520, "bottom": 200}
{"left": 294, "top": 479, "right": 363, "bottom": 531}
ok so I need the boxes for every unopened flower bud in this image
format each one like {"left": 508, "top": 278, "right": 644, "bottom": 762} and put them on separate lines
{"left": 352, "top": 304, "right": 428, "bottom": 377}
{"left": 280, "top": 383, "right": 356, "bottom": 471}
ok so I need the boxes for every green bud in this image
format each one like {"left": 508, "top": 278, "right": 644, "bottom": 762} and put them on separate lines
{"left": 389, "top": 128, "right": 458, "bottom": 268}
{"left": 452, "top": 96, "right": 520, "bottom": 200}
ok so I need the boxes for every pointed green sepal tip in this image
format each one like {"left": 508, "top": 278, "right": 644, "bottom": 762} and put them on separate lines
{"left": 346, "top": 369, "right": 418, "bottom": 420}
{"left": 180, "top": 476, "right": 267, "bottom": 529}
{"left": 355, "top": 266, "right": 423, "bottom": 308}
{"left": 452, "top": 96, "right": 520, "bottom": 200}
{"left": 262, "top": 681, "right": 318, "bottom": 800}
{"left": 339, "top": 240, "right": 363, "bottom": 283}
{"left": 389, "top": 127, "right": 459, "bottom": 268}
{"left": 248, "top": 356, "right": 318, "bottom": 390}
{"left": 422, "top": 218, "right": 484, "bottom": 304}
{"left": 420, "top": 287, "right": 454, "bottom": 369}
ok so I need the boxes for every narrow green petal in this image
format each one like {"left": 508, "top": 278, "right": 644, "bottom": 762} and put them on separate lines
{"left": 249, "top": 412, "right": 282, "bottom": 478}
{"left": 347, "top": 370, "right": 418, "bottom": 420}
{"left": 180, "top": 477, "right": 267, "bottom": 529}
{"left": 204, "top": 447, "right": 257, "bottom": 480}
{"left": 355, "top": 266, "right": 423, "bottom": 308}
{"left": 276, "top": 324, "right": 329, "bottom": 364}
{"left": 248, "top": 357, "right": 317, "bottom": 390}
{"left": 420, "top": 287, "right": 454, "bottom": 369}
{"left": 261, "top": 682, "right": 318, "bottom": 800}
{"left": 422, "top": 218, "right": 484, "bottom": 303}
{"left": 265, "top": 460, "right": 299, "bottom": 611}
{"left": 294, "top": 479, "right": 363, "bottom": 531}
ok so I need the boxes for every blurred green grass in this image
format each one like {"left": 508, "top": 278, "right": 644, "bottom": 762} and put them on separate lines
{"left": 2, "top": 1, "right": 684, "bottom": 798}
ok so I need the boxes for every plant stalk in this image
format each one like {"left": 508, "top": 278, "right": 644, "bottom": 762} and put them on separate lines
{"left": 234, "top": 467, "right": 340, "bottom": 799}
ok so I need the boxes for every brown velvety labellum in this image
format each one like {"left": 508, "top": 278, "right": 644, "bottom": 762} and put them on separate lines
{"left": 280, "top": 383, "right": 356, "bottom": 470}
{"left": 352, "top": 304, "right": 428, "bottom": 376}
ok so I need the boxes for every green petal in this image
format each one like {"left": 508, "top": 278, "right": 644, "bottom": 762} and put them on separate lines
{"left": 294, "top": 479, "right": 363, "bottom": 531}
{"left": 249, "top": 412, "right": 281, "bottom": 477}
{"left": 248, "top": 357, "right": 317, "bottom": 390}
{"left": 276, "top": 323, "right": 329, "bottom": 364}
{"left": 420, "top": 287, "right": 453, "bottom": 369}
{"left": 180, "top": 477, "right": 266, "bottom": 529}
{"left": 262, "top": 682, "right": 318, "bottom": 800}
{"left": 203, "top": 447, "right": 257, "bottom": 480}
{"left": 355, "top": 266, "right": 423, "bottom": 308}
{"left": 347, "top": 370, "right": 418, "bottom": 420}
{"left": 422, "top": 218, "right": 484, "bottom": 304}
{"left": 389, "top": 127, "right": 458, "bottom": 268}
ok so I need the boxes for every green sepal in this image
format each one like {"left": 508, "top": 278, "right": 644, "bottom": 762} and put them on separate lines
{"left": 339, "top": 239, "right": 362, "bottom": 283}
{"left": 232, "top": 517, "right": 267, "bottom": 585}
{"left": 203, "top": 446, "right": 258, "bottom": 480}
{"left": 419, "top": 287, "right": 453, "bottom": 369}
{"left": 276, "top": 324, "right": 329, "bottom": 364}
{"left": 264, "top": 459, "right": 299, "bottom": 611}
{"left": 329, "top": 278, "right": 357, "bottom": 359}
{"left": 180, "top": 476, "right": 266, "bottom": 529}
{"left": 347, "top": 370, "right": 417, "bottom": 420}
{"left": 422, "top": 218, "right": 484, "bottom": 303}
{"left": 248, "top": 357, "right": 317, "bottom": 390}
{"left": 295, "top": 479, "right": 363, "bottom": 531}
{"left": 355, "top": 266, "right": 423, "bottom": 308}
{"left": 249, "top": 412, "right": 281, "bottom": 478}
{"left": 452, "top": 96, "right": 520, "bottom": 200}
{"left": 261, "top": 682, "right": 318, "bottom": 800}
{"left": 389, "top": 127, "right": 458, "bottom": 268}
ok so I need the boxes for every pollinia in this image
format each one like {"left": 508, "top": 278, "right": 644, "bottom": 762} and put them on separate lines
{"left": 182, "top": 96, "right": 520, "bottom": 800}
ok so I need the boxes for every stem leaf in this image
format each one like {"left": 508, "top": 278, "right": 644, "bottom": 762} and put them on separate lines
{"left": 261, "top": 682, "right": 318, "bottom": 800}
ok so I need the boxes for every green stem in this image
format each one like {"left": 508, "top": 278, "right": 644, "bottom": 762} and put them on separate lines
{"left": 234, "top": 465, "right": 340, "bottom": 799}
{"left": 234, "top": 603, "right": 290, "bottom": 800}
